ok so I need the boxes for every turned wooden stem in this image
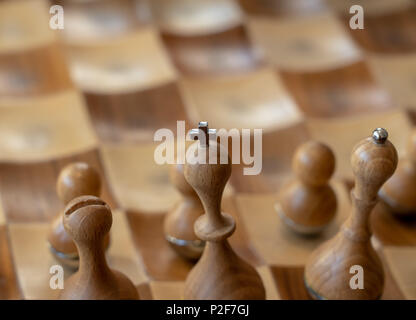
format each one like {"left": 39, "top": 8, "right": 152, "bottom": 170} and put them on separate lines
{"left": 342, "top": 191, "right": 377, "bottom": 242}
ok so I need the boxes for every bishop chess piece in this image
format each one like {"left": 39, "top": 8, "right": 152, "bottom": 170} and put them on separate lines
{"left": 59, "top": 196, "right": 139, "bottom": 300}
{"left": 48, "top": 162, "right": 110, "bottom": 268}
{"left": 164, "top": 163, "right": 205, "bottom": 260}
{"left": 183, "top": 122, "right": 265, "bottom": 300}
{"left": 276, "top": 141, "right": 337, "bottom": 235}
{"left": 304, "top": 128, "right": 398, "bottom": 300}
{"left": 379, "top": 129, "right": 416, "bottom": 217}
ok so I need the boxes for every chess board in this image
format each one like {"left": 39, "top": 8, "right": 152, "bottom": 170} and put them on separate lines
{"left": 0, "top": 0, "right": 415, "bottom": 300}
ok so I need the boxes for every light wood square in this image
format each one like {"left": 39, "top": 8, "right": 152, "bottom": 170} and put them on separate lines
{"left": 180, "top": 68, "right": 303, "bottom": 132}
{"left": 0, "top": 90, "right": 97, "bottom": 162}
{"left": 307, "top": 110, "right": 413, "bottom": 179}
{"left": 368, "top": 53, "right": 416, "bottom": 110}
{"left": 383, "top": 246, "right": 416, "bottom": 299}
{"left": 151, "top": 0, "right": 243, "bottom": 36}
{"left": 0, "top": 0, "right": 56, "bottom": 53}
{"left": 67, "top": 28, "right": 177, "bottom": 94}
{"left": 100, "top": 143, "right": 180, "bottom": 213}
{"left": 248, "top": 13, "right": 362, "bottom": 71}
{"left": 235, "top": 182, "right": 351, "bottom": 266}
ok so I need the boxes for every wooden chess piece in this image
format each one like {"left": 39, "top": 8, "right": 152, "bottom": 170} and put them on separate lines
{"left": 379, "top": 129, "right": 416, "bottom": 216}
{"left": 47, "top": 162, "right": 110, "bottom": 268}
{"left": 276, "top": 141, "right": 337, "bottom": 235}
{"left": 183, "top": 122, "right": 265, "bottom": 300}
{"left": 163, "top": 163, "right": 205, "bottom": 260}
{"left": 59, "top": 195, "right": 139, "bottom": 300}
{"left": 304, "top": 128, "right": 398, "bottom": 300}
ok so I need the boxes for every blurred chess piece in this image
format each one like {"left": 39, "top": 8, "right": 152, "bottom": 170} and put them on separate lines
{"left": 48, "top": 162, "right": 110, "bottom": 269}
{"left": 163, "top": 163, "right": 205, "bottom": 260}
{"left": 276, "top": 141, "right": 337, "bottom": 235}
{"left": 304, "top": 128, "right": 398, "bottom": 299}
{"left": 379, "top": 129, "right": 416, "bottom": 217}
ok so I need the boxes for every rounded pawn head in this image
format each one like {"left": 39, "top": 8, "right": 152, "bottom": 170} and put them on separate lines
{"left": 351, "top": 128, "right": 398, "bottom": 200}
{"left": 169, "top": 163, "right": 196, "bottom": 197}
{"left": 57, "top": 162, "right": 101, "bottom": 205}
{"left": 63, "top": 195, "right": 112, "bottom": 244}
{"left": 293, "top": 141, "right": 335, "bottom": 187}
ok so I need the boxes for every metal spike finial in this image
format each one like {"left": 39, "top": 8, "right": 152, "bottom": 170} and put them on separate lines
{"left": 372, "top": 128, "right": 388, "bottom": 144}
{"left": 189, "top": 121, "right": 216, "bottom": 148}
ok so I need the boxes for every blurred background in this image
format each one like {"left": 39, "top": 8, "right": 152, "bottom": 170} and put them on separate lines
{"left": 0, "top": 0, "right": 415, "bottom": 300}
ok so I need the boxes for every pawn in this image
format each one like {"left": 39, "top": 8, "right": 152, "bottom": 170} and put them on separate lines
{"left": 183, "top": 123, "right": 265, "bottom": 300}
{"left": 59, "top": 195, "right": 139, "bottom": 300}
{"left": 304, "top": 128, "right": 398, "bottom": 300}
{"left": 277, "top": 141, "right": 337, "bottom": 235}
{"left": 379, "top": 129, "right": 416, "bottom": 216}
{"left": 163, "top": 163, "right": 205, "bottom": 260}
{"left": 47, "top": 162, "right": 110, "bottom": 268}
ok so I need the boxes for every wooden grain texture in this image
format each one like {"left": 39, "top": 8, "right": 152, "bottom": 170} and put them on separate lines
{"left": 137, "top": 282, "right": 153, "bottom": 300}
{"left": 0, "top": 226, "right": 21, "bottom": 299}
{"left": 307, "top": 110, "right": 413, "bottom": 179}
{"left": 236, "top": 182, "right": 351, "bottom": 266}
{"left": 59, "top": 196, "right": 138, "bottom": 300}
{"left": 179, "top": 68, "right": 302, "bottom": 132}
{"left": 367, "top": 54, "right": 416, "bottom": 110}
{"left": 0, "top": 43, "right": 72, "bottom": 96}
{"left": 271, "top": 264, "right": 405, "bottom": 300}
{"left": 0, "top": 0, "right": 56, "bottom": 53}
{"left": 379, "top": 130, "right": 416, "bottom": 216}
{"left": 0, "top": 90, "right": 98, "bottom": 162}
{"left": 56, "top": 0, "right": 149, "bottom": 44}
{"left": 126, "top": 192, "right": 262, "bottom": 282}
{"left": 371, "top": 203, "right": 416, "bottom": 246}
{"left": 383, "top": 246, "right": 416, "bottom": 299}
{"left": 230, "top": 122, "right": 311, "bottom": 193}
{"left": 85, "top": 82, "right": 189, "bottom": 143}
{"left": 278, "top": 141, "right": 337, "bottom": 234}
{"left": 66, "top": 28, "right": 176, "bottom": 94}
{"left": 342, "top": 8, "right": 416, "bottom": 53}
{"left": 239, "top": 0, "right": 327, "bottom": 16}
{"left": 164, "top": 164, "right": 204, "bottom": 241}
{"left": 48, "top": 162, "right": 108, "bottom": 258}
{"left": 151, "top": 0, "right": 243, "bottom": 36}
{"left": 161, "top": 25, "right": 261, "bottom": 75}
{"left": 127, "top": 210, "right": 194, "bottom": 281}
{"left": 163, "top": 164, "right": 204, "bottom": 259}
{"left": 271, "top": 266, "right": 310, "bottom": 300}
{"left": 0, "top": 150, "right": 117, "bottom": 222}
{"left": 100, "top": 143, "right": 180, "bottom": 212}
{"left": 0, "top": 0, "right": 414, "bottom": 300}
{"left": 247, "top": 13, "right": 362, "bottom": 71}
{"left": 304, "top": 131, "right": 398, "bottom": 300}
{"left": 183, "top": 141, "right": 265, "bottom": 299}
{"left": 280, "top": 61, "right": 393, "bottom": 117}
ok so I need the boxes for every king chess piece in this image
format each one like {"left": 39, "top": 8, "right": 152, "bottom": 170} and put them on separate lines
{"left": 183, "top": 122, "right": 265, "bottom": 300}
{"left": 304, "top": 128, "right": 398, "bottom": 299}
